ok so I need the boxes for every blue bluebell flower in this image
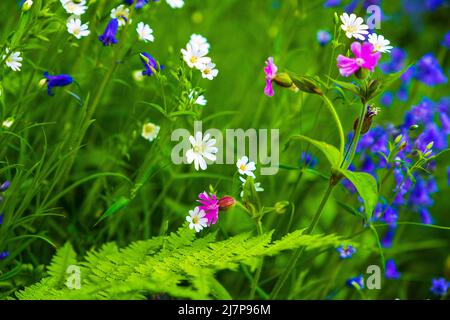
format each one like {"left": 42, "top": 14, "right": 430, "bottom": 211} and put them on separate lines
{"left": 414, "top": 54, "right": 447, "bottom": 86}
{"left": 380, "top": 48, "right": 407, "bottom": 74}
{"left": 42, "top": 72, "right": 73, "bottom": 96}
{"left": 0, "top": 213, "right": 3, "bottom": 225}
{"left": 0, "top": 181, "right": 10, "bottom": 192}
{"left": 442, "top": 31, "right": 450, "bottom": 48}
{"left": 125, "top": 0, "right": 154, "bottom": 9}
{"left": 346, "top": 275, "right": 364, "bottom": 289}
{"left": 140, "top": 52, "right": 162, "bottom": 76}
{"left": 99, "top": 19, "right": 119, "bottom": 46}
{"left": 317, "top": 30, "right": 332, "bottom": 46}
{"left": 430, "top": 277, "right": 449, "bottom": 296}
{"left": 0, "top": 251, "right": 8, "bottom": 260}
{"left": 381, "top": 226, "right": 396, "bottom": 248}
{"left": 336, "top": 245, "right": 356, "bottom": 259}
{"left": 385, "top": 259, "right": 401, "bottom": 279}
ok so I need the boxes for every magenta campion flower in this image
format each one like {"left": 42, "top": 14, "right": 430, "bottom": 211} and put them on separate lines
{"left": 264, "top": 57, "right": 278, "bottom": 97}
{"left": 337, "top": 42, "right": 381, "bottom": 77}
{"left": 197, "top": 192, "right": 219, "bottom": 225}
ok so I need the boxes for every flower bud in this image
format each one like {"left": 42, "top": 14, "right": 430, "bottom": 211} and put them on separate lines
{"left": 426, "top": 141, "right": 434, "bottom": 150}
{"left": 289, "top": 74, "right": 323, "bottom": 95}
{"left": 334, "top": 12, "right": 339, "bottom": 25}
{"left": 394, "top": 135, "right": 403, "bottom": 144}
{"left": 274, "top": 201, "right": 290, "bottom": 214}
{"left": 22, "top": 0, "right": 33, "bottom": 12}
{"left": 424, "top": 150, "right": 432, "bottom": 158}
{"left": 353, "top": 105, "right": 379, "bottom": 135}
{"left": 218, "top": 196, "right": 236, "bottom": 211}
{"left": 409, "top": 124, "right": 419, "bottom": 131}
{"left": 272, "top": 73, "right": 293, "bottom": 88}
{"left": 399, "top": 141, "right": 407, "bottom": 151}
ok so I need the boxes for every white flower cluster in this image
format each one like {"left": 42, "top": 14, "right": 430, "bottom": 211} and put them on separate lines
{"left": 166, "top": 0, "right": 185, "bottom": 9}
{"left": 340, "top": 13, "right": 393, "bottom": 53}
{"left": 181, "top": 34, "right": 218, "bottom": 80}
{"left": 236, "top": 156, "right": 264, "bottom": 198}
{"left": 111, "top": 4, "right": 131, "bottom": 27}
{"left": 61, "top": 1, "right": 90, "bottom": 39}
{"left": 136, "top": 22, "right": 154, "bottom": 43}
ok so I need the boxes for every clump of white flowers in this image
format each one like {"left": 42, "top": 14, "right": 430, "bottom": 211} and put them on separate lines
{"left": 60, "top": 1, "right": 90, "bottom": 39}
{"left": 181, "top": 34, "right": 218, "bottom": 80}
{"left": 340, "top": 13, "right": 369, "bottom": 40}
{"left": 236, "top": 156, "right": 264, "bottom": 198}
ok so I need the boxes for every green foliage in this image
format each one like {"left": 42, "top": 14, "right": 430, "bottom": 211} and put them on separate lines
{"left": 16, "top": 226, "right": 352, "bottom": 300}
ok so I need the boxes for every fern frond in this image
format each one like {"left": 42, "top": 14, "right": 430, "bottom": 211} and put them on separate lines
{"left": 16, "top": 226, "right": 354, "bottom": 300}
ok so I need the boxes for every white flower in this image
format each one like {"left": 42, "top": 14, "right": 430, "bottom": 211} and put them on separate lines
{"left": 111, "top": 4, "right": 130, "bottom": 27}
{"left": 186, "top": 207, "right": 208, "bottom": 232}
{"left": 61, "top": 0, "right": 87, "bottom": 16}
{"left": 236, "top": 156, "right": 256, "bottom": 178}
{"left": 340, "top": 13, "right": 369, "bottom": 41}
{"left": 368, "top": 33, "right": 393, "bottom": 53}
{"left": 2, "top": 48, "right": 22, "bottom": 72}
{"left": 2, "top": 117, "right": 14, "bottom": 129}
{"left": 181, "top": 43, "right": 211, "bottom": 69}
{"left": 67, "top": 18, "right": 90, "bottom": 39}
{"left": 136, "top": 22, "right": 154, "bottom": 42}
{"left": 189, "top": 90, "right": 207, "bottom": 106}
{"left": 199, "top": 62, "right": 218, "bottom": 80}
{"left": 166, "top": 0, "right": 184, "bottom": 9}
{"left": 186, "top": 132, "right": 218, "bottom": 171}
{"left": 141, "top": 122, "right": 160, "bottom": 142}
{"left": 189, "top": 34, "right": 210, "bottom": 53}
{"left": 239, "top": 176, "right": 264, "bottom": 198}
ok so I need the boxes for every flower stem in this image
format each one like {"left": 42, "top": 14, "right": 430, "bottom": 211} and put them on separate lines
{"left": 270, "top": 182, "right": 334, "bottom": 299}
{"left": 250, "top": 219, "right": 264, "bottom": 299}
{"left": 345, "top": 102, "right": 366, "bottom": 169}
{"left": 320, "top": 94, "right": 345, "bottom": 162}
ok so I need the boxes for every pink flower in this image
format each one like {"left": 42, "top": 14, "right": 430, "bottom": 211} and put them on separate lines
{"left": 337, "top": 42, "right": 381, "bottom": 77}
{"left": 264, "top": 57, "right": 278, "bottom": 96}
{"left": 197, "top": 192, "right": 219, "bottom": 225}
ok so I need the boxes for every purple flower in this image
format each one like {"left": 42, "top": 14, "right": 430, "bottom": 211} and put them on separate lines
{"left": 301, "top": 152, "right": 317, "bottom": 168}
{"left": 264, "top": 57, "right": 278, "bottom": 97}
{"left": 442, "top": 31, "right": 450, "bottom": 49}
{"left": 346, "top": 275, "right": 364, "bottom": 289}
{"left": 336, "top": 245, "right": 356, "bottom": 259}
{"left": 125, "top": 0, "right": 154, "bottom": 9}
{"left": 99, "top": 19, "right": 119, "bottom": 46}
{"left": 414, "top": 54, "right": 447, "bottom": 86}
{"left": 324, "top": 0, "right": 341, "bottom": 7}
{"left": 381, "top": 226, "right": 396, "bottom": 248}
{"left": 0, "top": 251, "right": 8, "bottom": 260}
{"left": 337, "top": 42, "right": 381, "bottom": 77}
{"left": 430, "top": 278, "right": 449, "bottom": 296}
{"left": 0, "top": 213, "right": 3, "bottom": 225}
{"left": 380, "top": 48, "right": 407, "bottom": 74}
{"left": 385, "top": 259, "right": 401, "bottom": 279}
{"left": 42, "top": 72, "right": 73, "bottom": 96}
{"left": 140, "top": 53, "right": 162, "bottom": 76}
{"left": 197, "top": 192, "right": 219, "bottom": 225}
{"left": 317, "top": 30, "right": 332, "bottom": 46}
{"left": 0, "top": 181, "right": 10, "bottom": 192}
{"left": 380, "top": 92, "right": 394, "bottom": 107}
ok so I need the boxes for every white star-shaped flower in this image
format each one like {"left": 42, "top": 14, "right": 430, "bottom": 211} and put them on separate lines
{"left": 239, "top": 176, "right": 264, "bottom": 198}
{"left": 236, "top": 156, "right": 256, "bottom": 178}
{"left": 111, "top": 4, "right": 130, "bottom": 27}
{"left": 136, "top": 22, "right": 154, "bottom": 42}
{"left": 166, "top": 0, "right": 184, "bottom": 9}
{"left": 186, "top": 207, "right": 208, "bottom": 232}
{"left": 67, "top": 18, "right": 90, "bottom": 39}
{"left": 340, "top": 13, "right": 369, "bottom": 40}
{"left": 368, "top": 33, "right": 393, "bottom": 53}
{"left": 189, "top": 33, "right": 210, "bottom": 53}
{"left": 61, "top": 0, "right": 87, "bottom": 16}
{"left": 186, "top": 132, "right": 218, "bottom": 171}
{"left": 189, "top": 90, "right": 207, "bottom": 106}
{"left": 181, "top": 43, "right": 211, "bottom": 70}
{"left": 141, "top": 122, "right": 160, "bottom": 142}
{"left": 2, "top": 48, "right": 22, "bottom": 72}
{"left": 199, "top": 62, "right": 218, "bottom": 80}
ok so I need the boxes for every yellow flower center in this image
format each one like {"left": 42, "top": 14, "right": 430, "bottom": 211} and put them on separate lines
{"left": 190, "top": 56, "right": 198, "bottom": 64}
{"left": 239, "top": 164, "right": 246, "bottom": 171}
{"left": 192, "top": 216, "right": 199, "bottom": 224}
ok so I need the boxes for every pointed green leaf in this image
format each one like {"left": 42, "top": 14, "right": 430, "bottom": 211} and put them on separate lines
{"left": 288, "top": 135, "right": 341, "bottom": 167}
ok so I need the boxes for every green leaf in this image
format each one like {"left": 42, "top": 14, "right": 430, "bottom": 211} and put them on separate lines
{"left": 330, "top": 78, "right": 360, "bottom": 96}
{"left": 338, "top": 169, "right": 378, "bottom": 222}
{"left": 288, "top": 135, "right": 341, "bottom": 167}
{"left": 94, "top": 197, "right": 130, "bottom": 226}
